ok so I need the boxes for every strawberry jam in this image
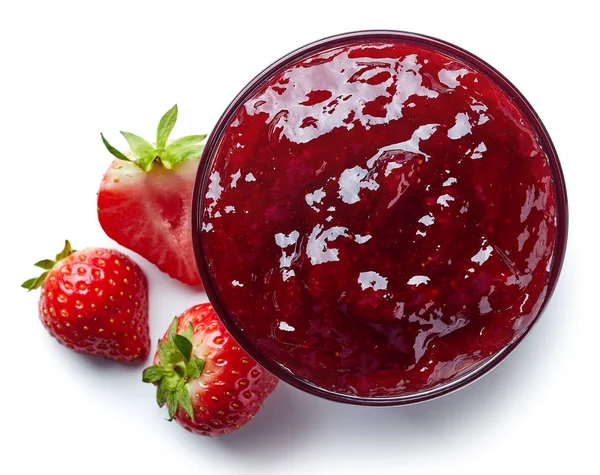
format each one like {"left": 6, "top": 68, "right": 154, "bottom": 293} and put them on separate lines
{"left": 195, "top": 33, "right": 566, "bottom": 400}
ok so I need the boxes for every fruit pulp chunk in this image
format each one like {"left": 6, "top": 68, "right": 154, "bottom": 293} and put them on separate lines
{"left": 200, "top": 40, "right": 558, "bottom": 397}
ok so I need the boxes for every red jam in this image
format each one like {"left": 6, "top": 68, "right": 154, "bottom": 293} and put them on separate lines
{"left": 198, "top": 38, "right": 559, "bottom": 397}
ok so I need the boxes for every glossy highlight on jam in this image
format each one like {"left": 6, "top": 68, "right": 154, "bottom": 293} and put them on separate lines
{"left": 194, "top": 32, "right": 566, "bottom": 403}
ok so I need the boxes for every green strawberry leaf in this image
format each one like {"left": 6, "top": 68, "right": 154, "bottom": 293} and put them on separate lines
{"left": 156, "top": 149, "right": 175, "bottom": 170}
{"left": 21, "top": 272, "right": 48, "bottom": 291}
{"left": 177, "top": 383, "right": 194, "bottom": 421}
{"left": 142, "top": 365, "right": 167, "bottom": 383}
{"left": 158, "top": 339, "right": 183, "bottom": 366}
{"left": 34, "top": 272, "right": 49, "bottom": 287}
{"left": 157, "top": 339, "right": 169, "bottom": 363}
{"left": 55, "top": 240, "right": 74, "bottom": 261}
{"left": 173, "top": 334, "right": 193, "bottom": 361}
{"left": 181, "top": 323, "right": 193, "bottom": 341}
{"left": 183, "top": 144, "right": 205, "bottom": 158}
{"left": 186, "top": 357, "right": 205, "bottom": 379}
{"left": 160, "top": 145, "right": 204, "bottom": 169}
{"left": 163, "top": 373, "right": 181, "bottom": 392}
{"left": 21, "top": 277, "right": 38, "bottom": 290}
{"left": 156, "top": 105, "right": 178, "bottom": 150}
{"left": 166, "top": 134, "right": 207, "bottom": 152}
{"left": 156, "top": 380, "right": 168, "bottom": 407}
{"left": 161, "top": 141, "right": 205, "bottom": 168}
{"left": 101, "top": 133, "right": 131, "bottom": 162}
{"left": 23, "top": 241, "right": 77, "bottom": 292}
{"left": 142, "top": 317, "right": 204, "bottom": 421}
{"left": 120, "top": 131, "right": 156, "bottom": 170}
{"left": 167, "top": 391, "right": 178, "bottom": 420}
{"left": 34, "top": 259, "right": 55, "bottom": 270}
{"left": 167, "top": 318, "right": 179, "bottom": 340}
{"left": 102, "top": 105, "right": 204, "bottom": 172}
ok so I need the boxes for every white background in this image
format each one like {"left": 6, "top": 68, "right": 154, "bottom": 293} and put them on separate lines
{"left": 1, "top": 1, "right": 597, "bottom": 473}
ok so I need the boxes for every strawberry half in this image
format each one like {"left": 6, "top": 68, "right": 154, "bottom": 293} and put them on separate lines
{"left": 99, "top": 105, "right": 206, "bottom": 286}
{"left": 142, "top": 303, "right": 278, "bottom": 436}
{"left": 22, "top": 241, "right": 150, "bottom": 362}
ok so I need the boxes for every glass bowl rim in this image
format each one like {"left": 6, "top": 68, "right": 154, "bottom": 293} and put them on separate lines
{"left": 191, "top": 29, "right": 569, "bottom": 406}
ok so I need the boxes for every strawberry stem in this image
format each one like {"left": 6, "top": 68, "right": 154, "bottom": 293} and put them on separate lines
{"left": 156, "top": 104, "right": 178, "bottom": 150}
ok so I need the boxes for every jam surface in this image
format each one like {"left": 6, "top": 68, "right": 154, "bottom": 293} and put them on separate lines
{"left": 199, "top": 39, "right": 558, "bottom": 397}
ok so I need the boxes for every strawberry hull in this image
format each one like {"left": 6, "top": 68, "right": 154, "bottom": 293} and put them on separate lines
{"left": 148, "top": 304, "right": 278, "bottom": 436}
{"left": 194, "top": 32, "right": 568, "bottom": 404}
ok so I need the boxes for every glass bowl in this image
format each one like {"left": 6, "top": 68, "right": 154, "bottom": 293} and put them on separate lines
{"left": 191, "top": 30, "right": 568, "bottom": 406}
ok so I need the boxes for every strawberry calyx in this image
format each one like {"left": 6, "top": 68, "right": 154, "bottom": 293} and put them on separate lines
{"left": 21, "top": 240, "right": 75, "bottom": 291}
{"left": 101, "top": 105, "right": 207, "bottom": 172}
{"left": 142, "top": 317, "right": 205, "bottom": 421}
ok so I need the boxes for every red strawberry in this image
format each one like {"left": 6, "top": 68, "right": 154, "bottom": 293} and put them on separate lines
{"left": 22, "top": 241, "right": 150, "bottom": 362}
{"left": 143, "top": 303, "right": 278, "bottom": 436}
{"left": 98, "top": 105, "right": 206, "bottom": 286}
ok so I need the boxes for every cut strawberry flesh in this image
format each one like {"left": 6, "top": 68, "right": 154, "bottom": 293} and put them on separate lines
{"left": 198, "top": 39, "right": 562, "bottom": 397}
{"left": 99, "top": 159, "right": 201, "bottom": 286}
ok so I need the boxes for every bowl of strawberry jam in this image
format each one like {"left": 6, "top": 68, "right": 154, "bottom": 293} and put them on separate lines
{"left": 192, "top": 31, "right": 568, "bottom": 405}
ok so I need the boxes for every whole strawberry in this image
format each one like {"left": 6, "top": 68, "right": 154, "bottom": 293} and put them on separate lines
{"left": 99, "top": 105, "right": 206, "bottom": 286}
{"left": 143, "top": 303, "right": 278, "bottom": 436}
{"left": 22, "top": 241, "right": 150, "bottom": 362}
